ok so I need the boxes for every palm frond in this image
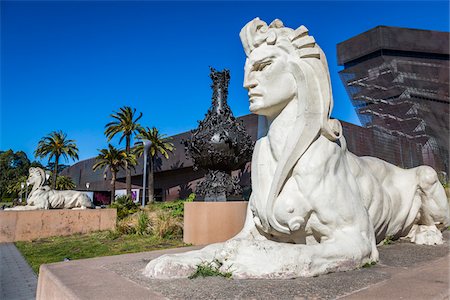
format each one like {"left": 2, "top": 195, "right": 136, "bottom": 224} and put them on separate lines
{"left": 134, "top": 126, "right": 175, "bottom": 160}
{"left": 34, "top": 130, "right": 79, "bottom": 164}
{"left": 93, "top": 144, "right": 136, "bottom": 173}
{"left": 104, "top": 106, "right": 143, "bottom": 146}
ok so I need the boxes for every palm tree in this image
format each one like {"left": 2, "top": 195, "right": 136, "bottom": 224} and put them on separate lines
{"left": 92, "top": 144, "right": 137, "bottom": 204}
{"left": 34, "top": 131, "right": 79, "bottom": 189}
{"left": 104, "top": 106, "right": 142, "bottom": 196}
{"left": 53, "top": 176, "right": 76, "bottom": 190}
{"left": 135, "top": 126, "right": 174, "bottom": 204}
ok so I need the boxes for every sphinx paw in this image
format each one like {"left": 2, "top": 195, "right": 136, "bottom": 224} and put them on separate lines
{"left": 143, "top": 254, "right": 199, "bottom": 279}
{"left": 407, "top": 225, "right": 443, "bottom": 245}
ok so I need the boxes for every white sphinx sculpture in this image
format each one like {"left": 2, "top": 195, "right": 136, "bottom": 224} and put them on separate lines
{"left": 6, "top": 167, "right": 94, "bottom": 210}
{"left": 144, "top": 18, "right": 450, "bottom": 279}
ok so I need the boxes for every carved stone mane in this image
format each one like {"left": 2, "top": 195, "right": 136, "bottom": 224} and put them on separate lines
{"left": 27, "top": 167, "right": 46, "bottom": 197}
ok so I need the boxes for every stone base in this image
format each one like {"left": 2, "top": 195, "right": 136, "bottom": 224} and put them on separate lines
{"left": 0, "top": 209, "right": 116, "bottom": 242}
{"left": 36, "top": 232, "right": 449, "bottom": 300}
{"left": 183, "top": 201, "right": 247, "bottom": 245}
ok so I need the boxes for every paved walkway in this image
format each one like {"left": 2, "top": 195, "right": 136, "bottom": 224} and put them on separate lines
{"left": 0, "top": 243, "right": 37, "bottom": 300}
{"left": 37, "top": 236, "right": 450, "bottom": 300}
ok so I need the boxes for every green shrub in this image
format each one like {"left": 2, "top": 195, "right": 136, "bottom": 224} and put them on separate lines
{"left": 189, "top": 259, "right": 232, "bottom": 279}
{"left": 186, "top": 193, "right": 196, "bottom": 202}
{"left": 136, "top": 211, "right": 150, "bottom": 235}
{"left": 151, "top": 210, "right": 182, "bottom": 239}
{"left": 110, "top": 195, "right": 139, "bottom": 220}
{"left": 153, "top": 194, "right": 195, "bottom": 218}
{"left": 116, "top": 217, "right": 137, "bottom": 235}
{"left": 158, "top": 201, "right": 185, "bottom": 217}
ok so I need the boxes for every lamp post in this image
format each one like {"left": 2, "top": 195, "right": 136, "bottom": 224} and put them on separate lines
{"left": 25, "top": 182, "right": 29, "bottom": 201}
{"left": 85, "top": 182, "right": 91, "bottom": 203}
{"left": 20, "top": 182, "right": 24, "bottom": 203}
{"left": 142, "top": 139, "right": 152, "bottom": 208}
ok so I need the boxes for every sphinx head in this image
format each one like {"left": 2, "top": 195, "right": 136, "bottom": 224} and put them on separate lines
{"left": 240, "top": 18, "right": 341, "bottom": 140}
{"left": 27, "top": 167, "right": 46, "bottom": 186}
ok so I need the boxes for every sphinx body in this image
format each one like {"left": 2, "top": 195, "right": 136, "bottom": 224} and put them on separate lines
{"left": 6, "top": 167, "right": 94, "bottom": 210}
{"left": 143, "top": 18, "right": 450, "bottom": 279}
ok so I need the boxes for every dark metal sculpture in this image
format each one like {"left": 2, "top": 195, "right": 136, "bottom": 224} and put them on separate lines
{"left": 184, "top": 67, "right": 254, "bottom": 201}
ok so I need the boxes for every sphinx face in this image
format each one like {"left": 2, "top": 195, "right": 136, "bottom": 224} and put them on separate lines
{"left": 27, "top": 169, "right": 37, "bottom": 185}
{"left": 243, "top": 45, "right": 297, "bottom": 117}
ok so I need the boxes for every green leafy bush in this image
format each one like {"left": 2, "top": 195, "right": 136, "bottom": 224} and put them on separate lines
{"left": 185, "top": 193, "right": 196, "bottom": 202}
{"left": 151, "top": 210, "right": 182, "bottom": 239}
{"left": 153, "top": 194, "right": 195, "bottom": 218}
{"left": 156, "top": 201, "right": 184, "bottom": 217}
{"left": 115, "top": 195, "right": 137, "bottom": 207}
{"left": 136, "top": 211, "right": 150, "bottom": 235}
{"left": 116, "top": 217, "right": 137, "bottom": 234}
{"left": 110, "top": 195, "right": 139, "bottom": 220}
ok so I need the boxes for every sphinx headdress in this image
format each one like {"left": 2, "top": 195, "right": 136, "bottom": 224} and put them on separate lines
{"left": 240, "top": 17, "right": 341, "bottom": 141}
{"left": 240, "top": 18, "right": 343, "bottom": 234}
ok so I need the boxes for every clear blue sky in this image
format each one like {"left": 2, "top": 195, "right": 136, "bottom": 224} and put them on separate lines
{"left": 1, "top": 1, "right": 448, "bottom": 164}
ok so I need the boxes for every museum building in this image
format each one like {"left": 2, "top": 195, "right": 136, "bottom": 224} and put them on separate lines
{"left": 337, "top": 25, "right": 449, "bottom": 175}
{"left": 62, "top": 25, "right": 449, "bottom": 204}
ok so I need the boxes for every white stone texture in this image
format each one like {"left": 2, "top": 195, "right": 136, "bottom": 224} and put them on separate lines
{"left": 143, "top": 18, "right": 450, "bottom": 279}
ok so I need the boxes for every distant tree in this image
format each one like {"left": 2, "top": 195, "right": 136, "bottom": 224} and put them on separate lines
{"left": 135, "top": 126, "right": 174, "bottom": 204}
{"left": 104, "top": 106, "right": 142, "bottom": 197}
{"left": 92, "top": 144, "right": 137, "bottom": 204}
{"left": 0, "top": 150, "right": 32, "bottom": 200}
{"left": 6, "top": 175, "right": 28, "bottom": 200}
{"left": 34, "top": 131, "right": 79, "bottom": 189}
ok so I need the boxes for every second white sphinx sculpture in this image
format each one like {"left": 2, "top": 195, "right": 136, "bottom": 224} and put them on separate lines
{"left": 6, "top": 167, "right": 94, "bottom": 210}
{"left": 144, "top": 18, "right": 450, "bottom": 279}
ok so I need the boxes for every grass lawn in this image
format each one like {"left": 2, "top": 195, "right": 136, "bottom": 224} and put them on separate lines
{"left": 15, "top": 231, "right": 187, "bottom": 274}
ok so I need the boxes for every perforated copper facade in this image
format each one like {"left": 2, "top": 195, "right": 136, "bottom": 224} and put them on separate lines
{"left": 337, "top": 26, "right": 449, "bottom": 175}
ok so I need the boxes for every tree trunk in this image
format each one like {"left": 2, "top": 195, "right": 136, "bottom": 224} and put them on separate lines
{"left": 148, "top": 157, "right": 154, "bottom": 204}
{"left": 111, "top": 172, "right": 116, "bottom": 205}
{"left": 52, "top": 155, "right": 59, "bottom": 190}
{"left": 125, "top": 136, "right": 132, "bottom": 197}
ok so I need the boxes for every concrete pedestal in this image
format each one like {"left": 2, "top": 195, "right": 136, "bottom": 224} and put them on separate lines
{"left": 0, "top": 209, "right": 117, "bottom": 242}
{"left": 183, "top": 201, "right": 247, "bottom": 245}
